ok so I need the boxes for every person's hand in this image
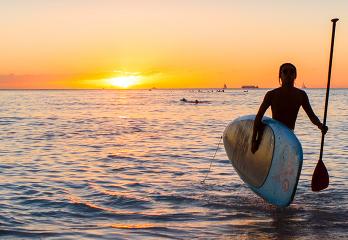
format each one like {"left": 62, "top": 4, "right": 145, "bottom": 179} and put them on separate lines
{"left": 319, "top": 123, "right": 328, "bottom": 135}
{"left": 251, "top": 123, "right": 265, "bottom": 154}
{"left": 251, "top": 139, "right": 260, "bottom": 154}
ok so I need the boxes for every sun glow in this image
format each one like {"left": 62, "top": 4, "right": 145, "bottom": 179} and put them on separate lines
{"left": 107, "top": 75, "right": 141, "bottom": 88}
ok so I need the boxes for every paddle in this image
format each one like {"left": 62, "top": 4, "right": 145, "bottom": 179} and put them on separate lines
{"left": 311, "top": 18, "right": 339, "bottom": 192}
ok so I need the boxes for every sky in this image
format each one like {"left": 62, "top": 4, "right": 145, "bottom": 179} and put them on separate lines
{"left": 0, "top": 0, "right": 347, "bottom": 89}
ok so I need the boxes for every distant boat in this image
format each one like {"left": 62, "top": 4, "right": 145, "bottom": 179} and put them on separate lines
{"left": 241, "top": 85, "right": 258, "bottom": 89}
{"left": 302, "top": 82, "right": 307, "bottom": 89}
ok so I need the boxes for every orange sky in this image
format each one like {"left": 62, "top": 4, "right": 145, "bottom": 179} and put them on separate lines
{"left": 0, "top": 1, "right": 347, "bottom": 89}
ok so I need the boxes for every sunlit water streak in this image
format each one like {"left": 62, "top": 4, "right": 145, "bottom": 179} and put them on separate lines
{"left": 0, "top": 89, "right": 347, "bottom": 239}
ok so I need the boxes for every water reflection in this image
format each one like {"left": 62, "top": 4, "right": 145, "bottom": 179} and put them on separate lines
{"left": 0, "top": 89, "right": 346, "bottom": 239}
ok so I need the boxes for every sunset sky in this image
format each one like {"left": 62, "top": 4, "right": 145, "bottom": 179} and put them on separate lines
{"left": 0, "top": 0, "right": 347, "bottom": 89}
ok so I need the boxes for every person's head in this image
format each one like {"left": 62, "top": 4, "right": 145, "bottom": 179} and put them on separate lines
{"left": 279, "top": 63, "right": 297, "bottom": 87}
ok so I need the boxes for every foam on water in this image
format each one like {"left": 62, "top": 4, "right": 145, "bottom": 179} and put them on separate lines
{"left": 0, "top": 89, "right": 347, "bottom": 239}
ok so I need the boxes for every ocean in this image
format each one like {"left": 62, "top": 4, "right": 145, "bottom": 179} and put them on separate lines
{"left": 0, "top": 89, "right": 347, "bottom": 239}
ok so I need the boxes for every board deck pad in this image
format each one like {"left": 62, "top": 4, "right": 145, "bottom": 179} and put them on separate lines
{"left": 223, "top": 115, "right": 303, "bottom": 207}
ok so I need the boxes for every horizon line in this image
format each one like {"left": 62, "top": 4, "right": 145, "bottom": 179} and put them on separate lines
{"left": 0, "top": 87, "right": 347, "bottom": 91}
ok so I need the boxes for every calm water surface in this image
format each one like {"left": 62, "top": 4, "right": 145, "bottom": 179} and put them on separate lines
{"left": 0, "top": 89, "right": 347, "bottom": 239}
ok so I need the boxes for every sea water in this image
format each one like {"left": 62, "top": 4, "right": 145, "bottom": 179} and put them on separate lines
{"left": 0, "top": 89, "right": 347, "bottom": 239}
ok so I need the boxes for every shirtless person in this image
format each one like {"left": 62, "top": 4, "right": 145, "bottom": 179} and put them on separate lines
{"left": 251, "top": 63, "right": 328, "bottom": 153}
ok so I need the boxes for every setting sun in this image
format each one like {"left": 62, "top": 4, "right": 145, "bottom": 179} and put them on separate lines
{"left": 107, "top": 76, "right": 141, "bottom": 88}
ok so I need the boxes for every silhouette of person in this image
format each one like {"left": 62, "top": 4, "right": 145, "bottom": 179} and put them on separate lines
{"left": 251, "top": 63, "right": 328, "bottom": 153}
{"left": 180, "top": 98, "right": 209, "bottom": 104}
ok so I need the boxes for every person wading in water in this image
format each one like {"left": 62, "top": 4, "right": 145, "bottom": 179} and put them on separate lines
{"left": 251, "top": 63, "right": 328, "bottom": 153}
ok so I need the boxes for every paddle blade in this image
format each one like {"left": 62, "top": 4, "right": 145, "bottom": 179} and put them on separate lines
{"left": 311, "top": 160, "right": 329, "bottom": 192}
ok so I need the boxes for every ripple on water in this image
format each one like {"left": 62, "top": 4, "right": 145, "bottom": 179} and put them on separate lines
{"left": 0, "top": 89, "right": 346, "bottom": 239}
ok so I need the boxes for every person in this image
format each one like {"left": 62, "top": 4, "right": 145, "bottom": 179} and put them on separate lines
{"left": 251, "top": 63, "right": 328, "bottom": 154}
{"left": 180, "top": 98, "right": 210, "bottom": 104}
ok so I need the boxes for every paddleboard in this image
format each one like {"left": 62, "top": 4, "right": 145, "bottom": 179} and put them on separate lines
{"left": 223, "top": 115, "right": 303, "bottom": 207}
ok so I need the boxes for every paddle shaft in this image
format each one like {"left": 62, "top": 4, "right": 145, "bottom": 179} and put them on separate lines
{"left": 319, "top": 18, "right": 339, "bottom": 162}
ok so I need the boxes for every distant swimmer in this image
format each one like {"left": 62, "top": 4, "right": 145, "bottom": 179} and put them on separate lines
{"left": 180, "top": 98, "right": 210, "bottom": 104}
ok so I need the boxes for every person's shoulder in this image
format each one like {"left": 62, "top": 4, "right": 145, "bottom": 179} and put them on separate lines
{"left": 293, "top": 87, "right": 309, "bottom": 102}
{"left": 293, "top": 87, "right": 304, "bottom": 92}
{"left": 267, "top": 87, "right": 281, "bottom": 95}
{"left": 267, "top": 88, "right": 278, "bottom": 93}
{"left": 263, "top": 88, "right": 277, "bottom": 102}
{"left": 294, "top": 87, "right": 307, "bottom": 96}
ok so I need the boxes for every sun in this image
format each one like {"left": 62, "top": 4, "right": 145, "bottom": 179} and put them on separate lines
{"left": 107, "top": 75, "right": 141, "bottom": 88}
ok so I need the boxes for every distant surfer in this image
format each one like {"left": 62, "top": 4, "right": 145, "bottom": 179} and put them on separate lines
{"left": 251, "top": 63, "right": 328, "bottom": 153}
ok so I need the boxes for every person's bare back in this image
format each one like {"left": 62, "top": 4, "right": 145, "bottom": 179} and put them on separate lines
{"left": 261, "top": 87, "right": 318, "bottom": 130}
{"left": 251, "top": 63, "right": 327, "bottom": 154}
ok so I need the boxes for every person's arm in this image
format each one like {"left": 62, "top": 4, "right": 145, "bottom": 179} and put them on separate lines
{"left": 301, "top": 92, "right": 328, "bottom": 134}
{"left": 251, "top": 92, "right": 271, "bottom": 153}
